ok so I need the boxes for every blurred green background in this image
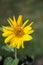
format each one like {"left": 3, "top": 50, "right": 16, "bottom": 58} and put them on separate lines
{"left": 0, "top": 0, "right": 43, "bottom": 62}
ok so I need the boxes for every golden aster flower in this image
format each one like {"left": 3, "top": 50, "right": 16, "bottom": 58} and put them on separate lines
{"left": 2, "top": 15, "right": 34, "bottom": 49}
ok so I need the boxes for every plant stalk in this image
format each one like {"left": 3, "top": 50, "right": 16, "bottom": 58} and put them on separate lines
{"left": 15, "top": 48, "right": 17, "bottom": 59}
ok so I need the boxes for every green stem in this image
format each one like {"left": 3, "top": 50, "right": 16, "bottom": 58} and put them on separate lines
{"left": 15, "top": 48, "right": 17, "bottom": 59}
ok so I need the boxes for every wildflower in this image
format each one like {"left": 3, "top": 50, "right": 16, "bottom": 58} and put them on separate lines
{"left": 2, "top": 15, "right": 34, "bottom": 49}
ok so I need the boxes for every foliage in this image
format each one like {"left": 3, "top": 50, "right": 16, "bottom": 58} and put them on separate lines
{"left": 4, "top": 57, "right": 19, "bottom": 65}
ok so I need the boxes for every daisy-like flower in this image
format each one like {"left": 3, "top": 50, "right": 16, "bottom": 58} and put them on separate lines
{"left": 2, "top": 15, "right": 34, "bottom": 49}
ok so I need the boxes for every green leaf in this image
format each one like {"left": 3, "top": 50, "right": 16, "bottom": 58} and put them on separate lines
{"left": 1, "top": 45, "right": 14, "bottom": 52}
{"left": 0, "top": 55, "right": 2, "bottom": 61}
{"left": 4, "top": 57, "right": 13, "bottom": 65}
{"left": 4, "top": 57, "right": 19, "bottom": 65}
{"left": 11, "top": 59, "right": 19, "bottom": 65}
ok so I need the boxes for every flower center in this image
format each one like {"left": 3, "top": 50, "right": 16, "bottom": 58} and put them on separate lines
{"left": 14, "top": 26, "right": 25, "bottom": 37}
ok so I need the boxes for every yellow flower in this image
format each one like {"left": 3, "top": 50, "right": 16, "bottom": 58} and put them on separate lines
{"left": 2, "top": 15, "right": 34, "bottom": 49}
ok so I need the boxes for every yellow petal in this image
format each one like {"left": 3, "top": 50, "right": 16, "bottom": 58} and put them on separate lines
{"left": 22, "top": 34, "right": 32, "bottom": 41}
{"left": 17, "top": 15, "right": 22, "bottom": 25}
{"left": 10, "top": 37, "right": 19, "bottom": 48}
{"left": 7, "top": 19, "right": 13, "bottom": 27}
{"left": 17, "top": 41, "right": 24, "bottom": 49}
{"left": 28, "top": 30, "right": 34, "bottom": 34}
{"left": 13, "top": 16, "right": 17, "bottom": 27}
{"left": 17, "top": 41, "right": 21, "bottom": 49}
{"left": 16, "top": 39, "right": 24, "bottom": 49}
{"left": 8, "top": 17, "right": 17, "bottom": 28}
{"left": 2, "top": 32, "right": 13, "bottom": 37}
{"left": 2, "top": 26, "right": 13, "bottom": 32}
{"left": 11, "top": 37, "right": 18, "bottom": 44}
{"left": 24, "top": 26, "right": 32, "bottom": 34}
{"left": 4, "top": 35, "right": 14, "bottom": 43}
{"left": 10, "top": 42, "right": 16, "bottom": 48}
{"left": 22, "top": 19, "right": 29, "bottom": 28}
{"left": 22, "top": 41, "right": 24, "bottom": 48}
{"left": 29, "top": 22, "right": 34, "bottom": 27}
